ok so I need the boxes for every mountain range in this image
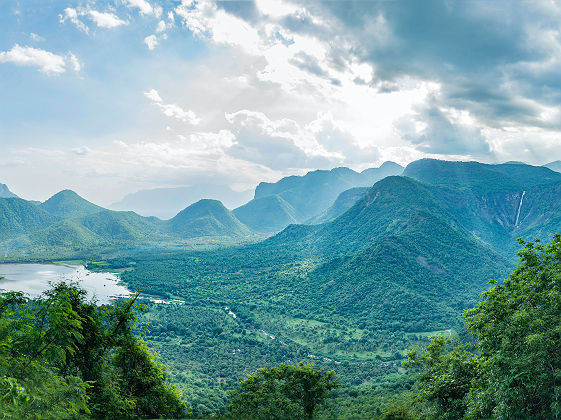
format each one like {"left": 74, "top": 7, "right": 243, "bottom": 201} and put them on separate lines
{"left": 2, "top": 159, "right": 561, "bottom": 265}
{"left": 0, "top": 162, "right": 402, "bottom": 259}
{"left": 110, "top": 184, "right": 254, "bottom": 220}
{"left": 233, "top": 161, "right": 403, "bottom": 232}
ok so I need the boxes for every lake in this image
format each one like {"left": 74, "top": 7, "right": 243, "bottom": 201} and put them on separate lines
{"left": 0, "top": 264, "right": 131, "bottom": 305}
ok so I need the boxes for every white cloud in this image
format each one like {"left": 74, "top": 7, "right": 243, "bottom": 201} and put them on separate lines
{"left": 88, "top": 10, "right": 128, "bottom": 28}
{"left": 124, "top": 0, "right": 154, "bottom": 16}
{"left": 158, "top": 103, "right": 200, "bottom": 123}
{"left": 156, "top": 20, "right": 167, "bottom": 33}
{"left": 60, "top": 8, "right": 89, "bottom": 33}
{"left": 226, "top": 109, "right": 341, "bottom": 168}
{"left": 0, "top": 45, "right": 67, "bottom": 75}
{"left": 29, "top": 33, "right": 45, "bottom": 42}
{"left": 144, "top": 34, "right": 159, "bottom": 50}
{"left": 254, "top": 0, "right": 302, "bottom": 18}
{"left": 144, "top": 89, "right": 200, "bottom": 124}
{"left": 67, "top": 52, "right": 82, "bottom": 71}
{"left": 144, "top": 88, "right": 163, "bottom": 102}
{"left": 60, "top": 7, "right": 128, "bottom": 31}
{"left": 175, "top": 0, "right": 262, "bottom": 54}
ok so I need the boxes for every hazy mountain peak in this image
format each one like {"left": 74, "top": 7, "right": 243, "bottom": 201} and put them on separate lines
{"left": 170, "top": 199, "right": 251, "bottom": 238}
{"left": 0, "top": 183, "right": 18, "bottom": 199}
{"left": 544, "top": 160, "right": 561, "bottom": 173}
{"left": 110, "top": 185, "right": 253, "bottom": 219}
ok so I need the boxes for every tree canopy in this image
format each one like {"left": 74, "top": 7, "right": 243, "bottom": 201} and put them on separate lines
{"left": 0, "top": 282, "right": 188, "bottom": 419}
{"left": 408, "top": 234, "right": 561, "bottom": 419}
{"left": 227, "top": 361, "right": 340, "bottom": 419}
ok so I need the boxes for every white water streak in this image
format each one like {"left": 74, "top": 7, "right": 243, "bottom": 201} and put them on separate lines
{"left": 515, "top": 191, "right": 526, "bottom": 226}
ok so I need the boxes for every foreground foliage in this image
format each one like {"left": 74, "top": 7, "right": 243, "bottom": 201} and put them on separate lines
{"left": 408, "top": 234, "right": 561, "bottom": 419}
{"left": 0, "top": 283, "right": 188, "bottom": 419}
{"left": 227, "top": 362, "right": 340, "bottom": 419}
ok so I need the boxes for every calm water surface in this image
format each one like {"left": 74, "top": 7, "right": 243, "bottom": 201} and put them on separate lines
{"left": 0, "top": 264, "right": 131, "bottom": 304}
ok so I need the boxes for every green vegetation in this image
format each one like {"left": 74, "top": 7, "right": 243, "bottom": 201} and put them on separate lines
{"left": 169, "top": 199, "right": 251, "bottom": 238}
{"left": 227, "top": 362, "right": 340, "bottom": 419}
{"left": 0, "top": 197, "right": 58, "bottom": 241}
{"left": 0, "top": 283, "right": 187, "bottom": 419}
{"left": 407, "top": 234, "right": 561, "bottom": 419}
{"left": 40, "top": 190, "right": 103, "bottom": 218}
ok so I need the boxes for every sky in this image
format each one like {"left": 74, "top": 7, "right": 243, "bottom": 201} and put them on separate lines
{"left": 1, "top": 0, "right": 561, "bottom": 205}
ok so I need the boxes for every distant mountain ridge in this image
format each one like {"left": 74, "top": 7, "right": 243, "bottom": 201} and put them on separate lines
{"left": 110, "top": 184, "right": 253, "bottom": 219}
{"left": 235, "top": 162, "right": 404, "bottom": 232}
{"left": 4, "top": 159, "right": 561, "bottom": 263}
{"left": 545, "top": 160, "right": 561, "bottom": 173}
{"left": 0, "top": 183, "right": 18, "bottom": 199}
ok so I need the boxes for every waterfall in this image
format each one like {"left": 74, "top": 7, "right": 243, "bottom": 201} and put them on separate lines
{"left": 515, "top": 191, "right": 526, "bottom": 226}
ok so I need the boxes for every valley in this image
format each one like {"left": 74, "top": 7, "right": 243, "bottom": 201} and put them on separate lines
{"left": 2, "top": 159, "right": 561, "bottom": 417}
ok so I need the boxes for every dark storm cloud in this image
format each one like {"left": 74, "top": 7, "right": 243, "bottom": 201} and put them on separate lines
{"left": 216, "top": 1, "right": 261, "bottom": 23}
{"left": 397, "top": 99, "right": 490, "bottom": 155}
{"left": 311, "top": 0, "right": 561, "bottom": 129}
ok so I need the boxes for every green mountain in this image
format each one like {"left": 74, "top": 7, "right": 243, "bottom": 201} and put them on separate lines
{"left": 308, "top": 209, "right": 508, "bottom": 331}
{"left": 0, "top": 197, "right": 59, "bottom": 241}
{"left": 81, "top": 210, "right": 165, "bottom": 242}
{"left": 361, "top": 161, "right": 404, "bottom": 182}
{"left": 404, "top": 159, "right": 561, "bottom": 192}
{"left": 307, "top": 187, "right": 369, "bottom": 225}
{"left": 266, "top": 176, "right": 448, "bottom": 258}
{"left": 40, "top": 190, "right": 104, "bottom": 218}
{"left": 233, "top": 195, "right": 299, "bottom": 233}
{"left": 239, "top": 162, "right": 403, "bottom": 233}
{"left": 168, "top": 199, "right": 251, "bottom": 238}
{"left": 402, "top": 159, "right": 561, "bottom": 257}
{"left": 29, "top": 219, "right": 101, "bottom": 248}
{"left": 0, "top": 183, "right": 18, "bottom": 198}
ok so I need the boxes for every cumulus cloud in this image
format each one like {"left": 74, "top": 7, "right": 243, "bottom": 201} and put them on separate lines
{"left": 59, "top": 7, "right": 89, "bottom": 33}
{"left": 0, "top": 44, "right": 80, "bottom": 75}
{"left": 67, "top": 52, "right": 82, "bottom": 72}
{"left": 60, "top": 7, "right": 128, "bottom": 32}
{"left": 144, "top": 34, "right": 159, "bottom": 50}
{"left": 88, "top": 10, "right": 128, "bottom": 28}
{"left": 124, "top": 0, "right": 154, "bottom": 16}
{"left": 144, "top": 89, "right": 200, "bottom": 124}
{"left": 310, "top": 1, "right": 561, "bottom": 137}
{"left": 225, "top": 110, "right": 348, "bottom": 170}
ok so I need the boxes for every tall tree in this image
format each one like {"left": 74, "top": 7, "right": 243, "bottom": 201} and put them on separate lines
{"left": 227, "top": 362, "right": 340, "bottom": 419}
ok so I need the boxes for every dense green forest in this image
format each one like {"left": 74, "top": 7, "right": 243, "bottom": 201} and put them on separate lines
{"left": 5, "top": 235, "right": 561, "bottom": 418}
